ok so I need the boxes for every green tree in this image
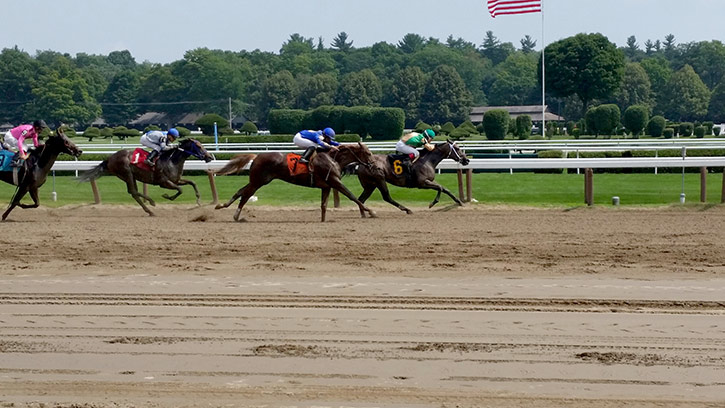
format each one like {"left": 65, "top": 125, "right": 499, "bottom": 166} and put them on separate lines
{"left": 585, "top": 104, "right": 620, "bottom": 137}
{"left": 639, "top": 57, "right": 672, "bottom": 115}
{"left": 397, "top": 33, "right": 426, "bottom": 54}
{"left": 280, "top": 33, "right": 315, "bottom": 56}
{"left": 707, "top": 82, "right": 725, "bottom": 123}
{"left": 387, "top": 66, "right": 426, "bottom": 125}
{"left": 0, "top": 47, "right": 38, "bottom": 123}
{"left": 240, "top": 121, "right": 258, "bottom": 135}
{"left": 614, "top": 62, "right": 653, "bottom": 112}
{"left": 297, "top": 73, "right": 338, "bottom": 109}
{"left": 677, "top": 40, "right": 725, "bottom": 90}
{"left": 420, "top": 65, "right": 472, "bottom": 124}
{"left": 623, "top": 105, "right": 649, "bottom": 137}
{"left": 261, "top": 70, "right": 298, "bottom": 110}
{"left": 543, "top": 33, "right": 625, "bottom": 116}
{"left": 660, "top": 65, "right": 710, "bottom": 121}
{"left": 31, "top": 57, "right": 101, "bottom": 126}
{"left": 195, "top": 113, "right": 228, "bottom": 135}
{"left": 338, "top": 69, "right": 382, "bottom": 106}
{"left": 488, "top": 52, "right": 538, "bottom": 106}
{"left": 480, "top": 31, "right": 515, "bottom": 66}
{"left": 520, "top": 35, "right": 537, "bottom": 54}
{"left": 101, "top": 71, "right": 140, "bottom": 125}
{"left": 331, "top": 32, "right": 353, "bottom": 52}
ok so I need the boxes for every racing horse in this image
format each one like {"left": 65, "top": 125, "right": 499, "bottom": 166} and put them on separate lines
{"left": 77, "top": 138, "right": 213, "bottom": 216}
{"left": 1, "top": 128, "right": 82, "bottom": 221}
{"left": 353, "top": 139, "right": 470, "bottom": 213}
{"left": 212, "top": 142, "right": 383, "bottom": 222}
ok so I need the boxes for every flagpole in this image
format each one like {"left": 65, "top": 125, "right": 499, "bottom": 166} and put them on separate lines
{"left": 541, "top": 0, "right": 546, "bottom": 139}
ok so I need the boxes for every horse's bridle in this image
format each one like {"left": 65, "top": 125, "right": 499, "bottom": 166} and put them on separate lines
{"left": 446, "top": 142, "right": 463, "bottom": 162}
{"left": 334, "top": 146, "right": 375, "bottom": 169}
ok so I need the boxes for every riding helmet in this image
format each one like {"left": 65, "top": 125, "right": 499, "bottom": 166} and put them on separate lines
{"left": 167, "top": 128, "right": 180, "bottom": 138}
{"left": 423, "top": 129, "right": 435, "bottom": 138}
{"left": 33, "top": 120, "right": 48, "bottom": 129}
{"left": 323, "top": 127, "right": 336, "bottom": 140}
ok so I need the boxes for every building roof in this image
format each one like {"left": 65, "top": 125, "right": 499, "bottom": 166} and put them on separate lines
{"left": 470, "top": 105, "right": 565, "bottom": 123}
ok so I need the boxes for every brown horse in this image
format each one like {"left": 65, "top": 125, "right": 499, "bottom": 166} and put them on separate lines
{"left": 77, "top": 138, "right": 213, "bottom": 216}
{"left": 354, "top": 140, "right": 470, "bottom": 212}
{"left": 213, "top": 142, "right": 382, "bottom": 222}
{"left": 1, "top": 128, "right": 82, "bottom": 221}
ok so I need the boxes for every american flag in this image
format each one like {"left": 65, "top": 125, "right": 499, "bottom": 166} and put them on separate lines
{"left": 487, "top": 0, "right": 542, "bottom": 18}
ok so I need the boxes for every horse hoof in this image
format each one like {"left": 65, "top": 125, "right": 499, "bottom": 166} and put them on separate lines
{"left": 368, "top": 210, "right": 378, "bottom": 218}
{"left": 405, "top": 209, "right": 413, "bottom": 215}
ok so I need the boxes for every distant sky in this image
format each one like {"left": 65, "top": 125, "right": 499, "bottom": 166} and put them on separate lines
{"left": 4, "top": 0, "right": 724, "bottom": 64}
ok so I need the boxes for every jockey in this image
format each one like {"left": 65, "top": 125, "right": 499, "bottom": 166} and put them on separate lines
{"left": 396, "top": 128, "right": 435, "bottom": 162}
{"left": 140, "top": 128, "right": 179, "bottom": 166}
{"left": 293, "top": 127, "right": 339, "bottom": 164}
{"left": 2, "top": 120, "right": 47, "bottom": 165}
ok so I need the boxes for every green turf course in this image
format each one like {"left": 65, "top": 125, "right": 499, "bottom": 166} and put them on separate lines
{"left": 0, "top": 172, "right": 722, "bottom": 208}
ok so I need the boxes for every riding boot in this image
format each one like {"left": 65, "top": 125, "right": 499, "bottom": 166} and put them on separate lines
{"left": 299, "top": 146, "right": 315, "bottom": 164}
{"left": 10, "top": 153, "right": 23, "bottom": 168}
{"left": 145, "top": 150, "right": 159, "bottom": 166}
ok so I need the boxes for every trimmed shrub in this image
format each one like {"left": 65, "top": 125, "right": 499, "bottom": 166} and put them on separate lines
{"left": 586, "top": 104, "right": 620, "bottom": 137}
{"left": 482, "top": 109, "right": 509, "bottom": 140}
{"left": 144, "top": 125, "right": 161, "bottom": 133}
{"left": 100, "top": 127, "right": 114, "bottom": 139}
{"left": 714, "top": 126, "right": 722, "bottom": 136}
{"left": 703, "top": 121, "right": 714, "bottom": 135}
{"left": 663, "top": 128, "right": 675, "bottom": 139}
{"left": 623, "top": 105, "right": 649, "bottom": 138}
{"left": 176, "top": 126, "right": 192, "bottom": 137}
{"left": 343, "top": 106, "right": 373, "bottom": 137}
{"left": 112, "top": 126, "right": 140, "bottom": 140}
{"left": 647, "top": 115, "right": 666, "bottom": 137}
{"left": 440, "top": 122, "right": 456, "bottom": 134}
{"left": 368, "top": 107, "right": 405, "bottom": 140}
{"left": 83, "top": 126, "right": 101, "bottom": 141}
{"left": 694, "top": 125, "right": 706, "bottom": 138}
{"left": 219, "top": 127, "right": 235, "bottom": 136}
{"left": 240, "top": 121, "right": 258, "bottom": 135}
{"left": 514, "top": 115, "right": 532, "bottom": 140}
{"left": 195, "top": 113, "right": 229, "bottom": 135}
{"left": 678, "top": 122, "right": 694, "bottom": 137}
{"left": 268, "top": 109, "right": 309, "bottom": 134}
{"left": 414, "top": 121, "right": 432, "bottom": 133}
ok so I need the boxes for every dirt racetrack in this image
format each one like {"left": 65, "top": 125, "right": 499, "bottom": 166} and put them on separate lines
{"left": 1, "top": 203, "right": 724, "bottom": 408}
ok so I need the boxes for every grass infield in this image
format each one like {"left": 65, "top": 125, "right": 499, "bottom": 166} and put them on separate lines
{"left": 1, "top": 172, "right": 723, "bottom": 208}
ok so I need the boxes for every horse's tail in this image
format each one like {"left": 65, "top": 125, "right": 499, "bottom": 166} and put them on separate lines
{"left": 211, "top": 154, "right": 256, "bottom": 176}
{"left": 76, "top": 160, "right": 108, "bottom": 182}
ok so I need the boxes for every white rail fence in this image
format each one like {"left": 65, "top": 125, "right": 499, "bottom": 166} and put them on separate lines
{"left": 50, "top": 155, "right": 725, "bottom": 206}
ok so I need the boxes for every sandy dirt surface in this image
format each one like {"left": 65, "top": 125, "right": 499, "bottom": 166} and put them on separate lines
{"left": 0, "top": 202, "right": 724, "bottom": 408}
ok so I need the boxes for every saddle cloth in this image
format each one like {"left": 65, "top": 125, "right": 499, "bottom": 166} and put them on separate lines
{"left": 0, "top": 150, "right": 13, "bottom": 172}
{"left": 286, "top": 153, "right": 309, "bottom": 176}
{"left": 131, "top": 148, "right": 153, "bottom": 171}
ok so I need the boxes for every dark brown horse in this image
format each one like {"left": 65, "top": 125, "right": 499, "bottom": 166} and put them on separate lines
{"left": 354, "top": 140, "right": 470, "bottom": 212}
{"left": 77, "top": 138, "right": 213, "bottom": 216}
{"left": 1, "top": 128, "right": 82, "bottom": 221}
{"left": 213, "top": 142, "right": 382, "bottom": 222}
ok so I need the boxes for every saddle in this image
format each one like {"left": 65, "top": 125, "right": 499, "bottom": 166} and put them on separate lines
{"left": 130, "top": 148, "right": 155, "bottom": 171}
{"left": 286, "top": 153, "right": 310, "bottom": 176}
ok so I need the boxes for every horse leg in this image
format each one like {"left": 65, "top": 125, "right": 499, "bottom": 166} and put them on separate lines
{"left": 18, "top": 187, "right": 40, "bottom": 209}
{"left": 421, "top": 179, "right": 463, "bottom": 208}
{"left": 2, "top": 185, "right": 28, "bottom": 221}
{"left": 376, "top": 181, "right": 412, "bottom": 214}
{"left": 176, "top": 179, "right": 201, "bottom": 206}
{"left": 320, "top": 187, "right": 331, "bottom": 222}
{"left": 159, "top": 180, "right": 183, "bottom": 202}
{"left": 326, "top": 177, "right": 377, "bottom": 219}
{"left": 124, "top": 177, "right": 155, "bottom": 216}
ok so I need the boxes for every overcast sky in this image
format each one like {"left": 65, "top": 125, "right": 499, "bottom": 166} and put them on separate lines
{"left": 4, "top": 0, "right": 723, "bottom": 64}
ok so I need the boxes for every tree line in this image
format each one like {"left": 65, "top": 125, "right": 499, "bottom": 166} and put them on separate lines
{"left": 1, "top": 31, "right": 724, "bottom": 130}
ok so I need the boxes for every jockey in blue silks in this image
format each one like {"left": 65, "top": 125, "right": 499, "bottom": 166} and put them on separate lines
{"left": 292, "top": 127, "right": 340, "bottom": 164}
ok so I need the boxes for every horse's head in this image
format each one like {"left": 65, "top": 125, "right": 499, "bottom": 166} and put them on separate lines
{"left": 342, "top": 142, "right": 384, "bottom": 178}
{"left": 179, "top": 138, "right": 213, "bottom": 163}
{"left": 445, "top": 139, "right": 469, "bottom": 166}
{"left": 47, "top": 128, "right": 83, "bottom": 158}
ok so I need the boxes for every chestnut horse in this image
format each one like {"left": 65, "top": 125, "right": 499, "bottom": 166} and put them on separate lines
{"left": 1, "top": 128, "right": 82, "bottom": 220}
{"left": 213, "top": 142, "right": 382, "bottom": 222}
